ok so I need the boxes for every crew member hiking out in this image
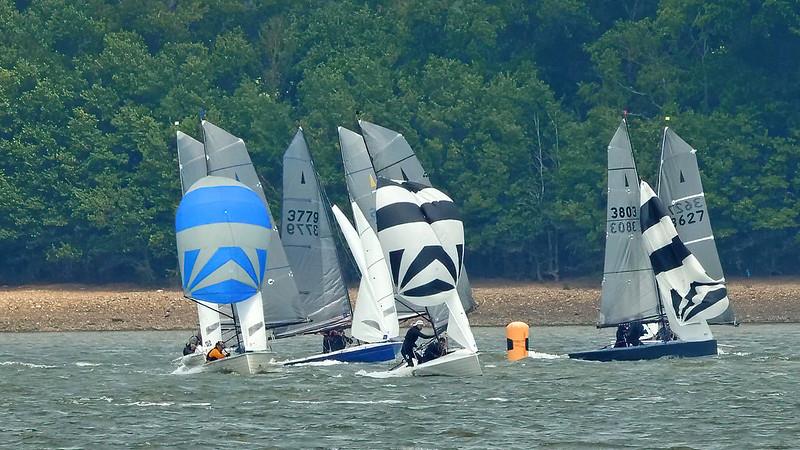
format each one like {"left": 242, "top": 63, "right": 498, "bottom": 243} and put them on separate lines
{"left": 206, "top": 341, "right": 229, "bottom": 361}
{"left": 401, "top": 320, "right": 433, "bottom": 367}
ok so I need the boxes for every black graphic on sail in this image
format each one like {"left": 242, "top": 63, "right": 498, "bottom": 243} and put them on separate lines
{"left": 639, "top": 180, "right": 729, "bottom": 326}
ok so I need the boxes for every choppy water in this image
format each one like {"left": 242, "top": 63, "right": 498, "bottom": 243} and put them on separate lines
{"left": 2, "top": 325, "right": 799, "bottom": 448}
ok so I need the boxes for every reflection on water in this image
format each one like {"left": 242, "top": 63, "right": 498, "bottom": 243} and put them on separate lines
{"left": 2, "top": 325, "right": 799, "bottom": 448}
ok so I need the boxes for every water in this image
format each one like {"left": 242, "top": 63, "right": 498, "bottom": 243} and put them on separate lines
{"left": 2, "top": 325, "right": 799, "bottom": 448}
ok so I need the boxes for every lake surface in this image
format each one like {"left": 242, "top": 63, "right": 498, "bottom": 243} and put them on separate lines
{"left": 2, "top": 325, "right": 798, "bottom": 448}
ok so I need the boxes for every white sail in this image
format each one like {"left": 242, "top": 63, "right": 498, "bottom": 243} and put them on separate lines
{"left": 639, "top": 180, "right": 729, "bottom": 342}
{"left": 331, "top": 204, "right": 398, "bottom": 342}
{"left": 196, "top": 301, "right": 222, "bottom": 348}
{"left": 445, "top": 294, "right": 477, "bottom": 352}
{"left": 233, "top": 292, "right": 269, "bottom": 352}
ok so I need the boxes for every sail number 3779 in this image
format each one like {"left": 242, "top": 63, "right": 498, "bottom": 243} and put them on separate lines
{"left": 285, "top": 209, "right": 319, "bottom": 236}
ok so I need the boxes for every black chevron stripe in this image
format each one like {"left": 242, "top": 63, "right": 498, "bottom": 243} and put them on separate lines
{"left": 400, "top": 245, "right": 457, "bottom": 290}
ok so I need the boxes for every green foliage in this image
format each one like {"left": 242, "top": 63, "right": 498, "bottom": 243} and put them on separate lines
{"left": 0, "top": 0, "right": 798, "bottom": 283}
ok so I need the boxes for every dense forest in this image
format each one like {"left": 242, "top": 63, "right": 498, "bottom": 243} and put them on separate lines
{"left": 1, "top": 0, "right": 799, "bottom": 283}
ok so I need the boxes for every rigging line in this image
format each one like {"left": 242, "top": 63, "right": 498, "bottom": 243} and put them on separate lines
{"left": 377, "top": 153, "right": 417, "bottom": 174}
{"left": 185, "top": 296, "right": 235, "bottom": 320}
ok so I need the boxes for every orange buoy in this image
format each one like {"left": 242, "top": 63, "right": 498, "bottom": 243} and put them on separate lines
{"left": 506, "top": 322, "right": 530, "bottom": 361}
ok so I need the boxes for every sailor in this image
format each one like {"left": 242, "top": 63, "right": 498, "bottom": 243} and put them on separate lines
{"left": 421, "top": 336, "right": 448, "bottom": 363}
{"left": 328, "top": 329, "right": 352, "bottom": 352}
{"left": 625, "top": 321, "right": 646, "bottom": 347}
{"left": 614, "top": 323, "right": 629, "bottom": 348}
{"left": 401, "top": 320, "right": 434, "bottom": 366}
{"left": 206, "top": 341, "right": 229, "bottom": 361}
{"left": 183, "top": 335, "right": 199, "bottom": 355}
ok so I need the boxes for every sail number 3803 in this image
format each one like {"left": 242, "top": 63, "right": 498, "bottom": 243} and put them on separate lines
{"left": 286, "top": 209, "right": 319, "bottom": 236}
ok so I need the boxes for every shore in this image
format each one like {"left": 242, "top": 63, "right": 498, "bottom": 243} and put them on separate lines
{"left": 1, "top": 278, "right": 798, "bottom": 332}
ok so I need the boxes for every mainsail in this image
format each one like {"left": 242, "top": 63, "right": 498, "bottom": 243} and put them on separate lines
{"left": 598, "top": 119, "right": 661, "bottom": 327}
{"left": 375, "top": 178, "right": 477, "bottom": 352}
{"left": 331, "top": 203, "right": 399, "bottom": 342}
{"left": 657, "top": 127, "right": 735, "bottom": 324}
{"left": 201, "top": 121, "right": 307, "bottom": 332}
{"left": 177, "top": 131, "right": 207, "bottom": 194}
{"left": 640, "top": 180, "right": 729, "bottom": 342}
{"left": 278, "top": 128, "right": 352, "bottom": 336}
{"left": 175, "top": 176, "right": 275, "bottom": 351}
{"left": 358, "top": 120, "right": 477, "bottom": 315}
{"left": 202, "top": 120, "right": 275, "bottom": 224}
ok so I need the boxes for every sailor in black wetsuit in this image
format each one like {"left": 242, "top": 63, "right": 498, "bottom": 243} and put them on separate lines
{"left": 626, "top": 321, "right": 646, "bottom": 346}
{"left": 401, "top": 320, "right": 433, "bottom": 366}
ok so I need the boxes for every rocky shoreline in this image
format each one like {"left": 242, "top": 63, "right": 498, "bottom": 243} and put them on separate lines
{"left": 1, "top": 278, "right": 798, "bottom": 332}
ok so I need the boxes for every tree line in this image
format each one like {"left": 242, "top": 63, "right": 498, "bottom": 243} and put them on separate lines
{"left": 1, "top": 0, "right": 798, "bottom": 283}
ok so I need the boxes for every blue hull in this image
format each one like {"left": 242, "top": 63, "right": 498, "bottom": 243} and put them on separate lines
{"left": 283, "top": 341, "right": 402, "bottom": 366}
{"left": 568, "top": 339, "right": 717, "bottom": 362}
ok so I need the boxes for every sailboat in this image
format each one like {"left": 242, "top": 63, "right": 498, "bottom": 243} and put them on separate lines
{"left": 375, "top": 178, "right": 482, "bottom": 376}
{"left": 658, "top": 127, "right": 736, "bottom": 325}
{"left": 278, "top": 129, "right": 402, "bottom": 365}
{"left": 175, "top": 175, "right": 276, "bottom": 375}
{"left": 568, "top": 120, "right": 730, "bottom": 361}
{"left": 173, "top": 122, "right": 308, "bottom": 373}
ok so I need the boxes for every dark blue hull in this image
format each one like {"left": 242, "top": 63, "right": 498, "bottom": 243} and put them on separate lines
{"left": 568, "top": 339, "right": 717, "bottom": 362}
{"left": 283, "top": 341, "right": 402, "bottom": 366}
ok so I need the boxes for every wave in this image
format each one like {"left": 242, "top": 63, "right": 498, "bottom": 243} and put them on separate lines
{"left": 284, "top": 359, "right": 348, "bottom": 367}
{"left": 527, "top": 351, "right": 564, "bottom": 359}
{"left": 121, "top": 401, "right": 175, "bottom": 407}
{"left": 75, "top": 362, "right": 102, "bottom": 367}
{"left": 0, "top": 361, "right": 57, "bottom": 369}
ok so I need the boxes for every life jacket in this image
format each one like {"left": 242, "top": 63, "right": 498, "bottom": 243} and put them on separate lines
{"left": 206, "top": 347, "right": 226, "bottom": 361}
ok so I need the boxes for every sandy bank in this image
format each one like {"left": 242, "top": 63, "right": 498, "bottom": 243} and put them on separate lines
{"left": 0, "top": 278, "right": 798, "bottom": 332}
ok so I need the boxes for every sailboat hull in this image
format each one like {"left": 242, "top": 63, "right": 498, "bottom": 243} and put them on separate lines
{"left": 283, "top": 341, "right": 402, "bottom": 366}
{"left": 568, "top": 339, "right": 717, "bottom": 362}
{"left": 203, "top": 351, "right": 276, "bottom": 375}
{"left": 389, "top": 349, "right": 482, "bottom": 377}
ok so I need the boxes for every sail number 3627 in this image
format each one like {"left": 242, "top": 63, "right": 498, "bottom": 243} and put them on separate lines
{"left": 286, "top": 209, "right": 319, "bottom": 236}
{"left": 668, "top": 198, "right": 705, "bottom": 227}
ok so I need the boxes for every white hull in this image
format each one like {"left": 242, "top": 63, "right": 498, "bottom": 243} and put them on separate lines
{"left": 202, "top": 352, "right": 276, "bottom": 375}
{"left": 393, "top": 349, "right": 482, "bottom": 377}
